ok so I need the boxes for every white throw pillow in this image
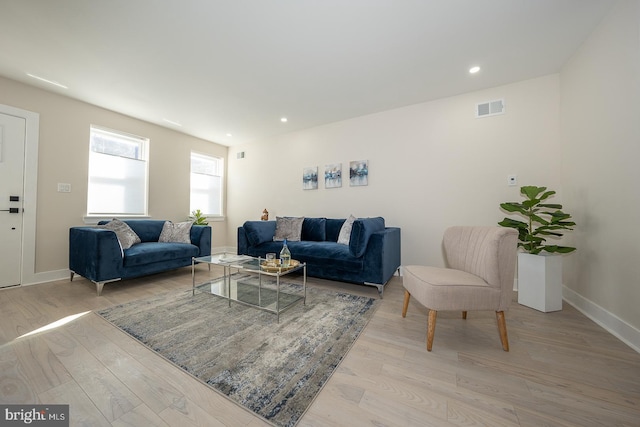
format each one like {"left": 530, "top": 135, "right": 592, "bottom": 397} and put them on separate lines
{"left": 159, "top": 221, "right": 193, "bottom": 243}
{"left": 337, "top": 215, "right": 356, "bottom": 245}
{"left": 104, "top": 218, "right": 141, "bottom": 249}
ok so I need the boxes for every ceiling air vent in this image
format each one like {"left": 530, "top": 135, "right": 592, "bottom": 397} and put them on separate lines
{"left": 476, "top": 99, "right": 505, "bottom": 118}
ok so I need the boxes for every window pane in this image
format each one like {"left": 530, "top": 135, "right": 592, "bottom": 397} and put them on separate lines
{"left": 87, "top": 126, "right": 148, "bottom": 216}
{"left": 191, "top": 153, "right": 219, "bottom": 175}
{"left": 190, "top": 152, "right": 223, "bottom": 216}
{"left": 88, "top": 152, "right": 147, "bottom": 215}
{"left": 91, "top": 129, "right": 144, "bottom": 160}
{"left": 190, "top": 173, "right": 221, "bottom": 215}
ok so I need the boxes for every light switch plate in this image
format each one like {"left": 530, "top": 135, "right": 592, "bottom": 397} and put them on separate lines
{"left": 57, "top": 183, "right": 71, "bottom": 193}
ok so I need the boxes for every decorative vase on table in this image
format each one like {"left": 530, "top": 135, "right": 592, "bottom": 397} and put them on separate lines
{"left": 499, "top": 186, "right": 576, "bottom": 313}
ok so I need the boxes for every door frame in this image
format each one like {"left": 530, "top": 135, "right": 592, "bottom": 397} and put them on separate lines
{"left": 0, "top": 104, "right": 39, "bottom": 286}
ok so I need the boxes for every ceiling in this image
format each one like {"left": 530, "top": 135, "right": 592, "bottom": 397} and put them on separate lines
{"left": 0, "top": 0, "right": 614, "bottom": 146}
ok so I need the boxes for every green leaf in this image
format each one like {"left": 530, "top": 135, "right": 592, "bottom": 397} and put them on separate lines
{"left": 500, "top": 203, "right": 527, "bottom": 214}
{"left": 539, "top": 190, "right": 556, "bottom": 201}
{"left": 544, "top": 245, "right": 576, "bottom": 254}
{"left": 521, "top": 186, "right": 546, "bottom": 200}
{"left": 530, "top": 214, "right": 549, "bottom": 225}
{"left": 498, "top": 218, "right": 528, "bottom": 229}
{"left": 539, "top": 203, "right": 563, "bottom": 209}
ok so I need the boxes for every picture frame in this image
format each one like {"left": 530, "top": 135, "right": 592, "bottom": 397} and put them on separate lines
{"left": 302, "top": 166, "right": 318, "bottom": 190}
{"left": 349, "top": 160, "right": 368, "bottom": 186}
{"left": 324, "top": 163, "right": 342, "bottom": 188}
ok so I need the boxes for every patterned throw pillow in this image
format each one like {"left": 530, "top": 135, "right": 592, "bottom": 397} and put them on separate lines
{"left": 273, "top": 216, "right": 304, "bottom": 241}
{"left": 104, "top": 219, "right": 141, "bottom": 249}
{"left": 337, "top": 214, "right": 356, "bottom": 245}
{"left": 159, "top": 221, "right": 193, "bottom": 243}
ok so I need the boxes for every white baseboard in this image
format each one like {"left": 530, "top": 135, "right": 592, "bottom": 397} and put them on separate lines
{"left": 213, "top": 246, "right": 237, "bottom": 255}
{"left": 23, "top": 269, "right": 69, "bottom": 286}
{"left": 563, "top": 285, "right": 640, "bottom": 353}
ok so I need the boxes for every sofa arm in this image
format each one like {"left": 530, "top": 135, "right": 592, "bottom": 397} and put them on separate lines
{"left": 349, "top": 217, "right": 386, "bottom": 257}
{"left": 190, "top": 225, "right": 212, "bottom": 256}
{"left": 362, "top": 227, "right": 402, "bottom": 284}
{"left": 69, "top": 227, "right": 123, "bottom": 282}
{"left": 238, "top": 226, "right": 250, "bottom": 255}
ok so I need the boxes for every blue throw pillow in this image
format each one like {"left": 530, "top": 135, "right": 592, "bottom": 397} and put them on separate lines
{"left": 349, "top": 217, "right": 385, "bottom": 257}
{"left": 244, "top": 221, "right": 277, "bottom": 246}
{"left": 325, "top": 218, "right": 346, "bottom": 242}
{"left": 302, "top": 217, "right": 326, "bottom": 241}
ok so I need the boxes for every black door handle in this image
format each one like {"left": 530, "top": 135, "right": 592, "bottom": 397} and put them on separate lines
{"left": 0, "top": 208, "right": 19, "bottom": 213}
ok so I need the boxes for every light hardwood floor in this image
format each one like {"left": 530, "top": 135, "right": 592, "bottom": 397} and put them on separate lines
{"left": 1, "top": 266, "right": 639, "bottom": 426}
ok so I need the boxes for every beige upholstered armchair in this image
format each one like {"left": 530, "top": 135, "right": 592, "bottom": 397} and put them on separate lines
{"left": 402, "top": 226, "right": 518, "bottom": 351}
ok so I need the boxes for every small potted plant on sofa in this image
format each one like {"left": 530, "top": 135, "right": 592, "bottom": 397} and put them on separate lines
{"left": 498, "top": 185, "right": 576, "bottom": 312}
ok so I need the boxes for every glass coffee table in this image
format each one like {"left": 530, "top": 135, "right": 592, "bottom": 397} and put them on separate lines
{"left": 192, "top": 254, "right": 306, "bottom": 322}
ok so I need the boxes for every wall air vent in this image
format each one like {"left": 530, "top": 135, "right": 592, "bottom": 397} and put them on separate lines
{"left": 476, "top": 99, "right": 505, "bottom": 118}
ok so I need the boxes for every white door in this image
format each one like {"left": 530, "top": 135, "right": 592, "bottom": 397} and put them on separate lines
{"left": 0, "top": 112, "right": 26, "bottom": 287}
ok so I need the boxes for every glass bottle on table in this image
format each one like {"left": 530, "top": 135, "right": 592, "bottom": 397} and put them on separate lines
{"left": 280, "top": 239, "right": 291, "bottom": 267}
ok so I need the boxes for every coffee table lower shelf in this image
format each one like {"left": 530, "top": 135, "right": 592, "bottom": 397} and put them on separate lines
{"left": 192, "top": 255, "right": 307, "bottom": 322}
{"left": 195, "top": 274, "right": 305, "bottom": 321}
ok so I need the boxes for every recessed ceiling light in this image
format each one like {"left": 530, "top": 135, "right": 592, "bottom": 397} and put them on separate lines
{"left": 280, "top": 117, "right": 288, "bottom": 123}
{"left": 162, "top": 119, "right": 182, "bottom": 127}
{"left": 226, "top": 133, "right": 232, "bottom": 137}
{"left": 469, "top": 66, "right": 481, "bottom": 74}
{"left": 26, "top": 73, "right": 68, "bottom": 89}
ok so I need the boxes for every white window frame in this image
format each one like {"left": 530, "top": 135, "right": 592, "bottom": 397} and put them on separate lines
{"left": 190, "top": 151, "right": 224, "bottom": 218}
{"left": 86, "top": 126, "right": 149, "bottom": 220}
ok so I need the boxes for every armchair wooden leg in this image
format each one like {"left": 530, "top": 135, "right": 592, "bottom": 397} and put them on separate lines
{"left": 427, "top": 310, "right": 437, "bottom": 351}
{"left": 496, "top": 311, "right": 509, "bottom": 351}
{"left": 462, "top": 311, "right": 467, "bottom": 319}
{"left": 402, "top": 290, "right": 411, "bottom": 317}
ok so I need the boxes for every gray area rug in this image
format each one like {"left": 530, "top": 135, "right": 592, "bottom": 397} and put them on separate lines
{"left": 97, "top": 276, "right": 379, "bottom": 427}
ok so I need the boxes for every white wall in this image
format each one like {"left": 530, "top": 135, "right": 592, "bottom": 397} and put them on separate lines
{"left": 560, "top": 0, "right": 640, "bottom": 344}
{"left": 227, "top": 74, "right": 563, "bottom": 268}
{"left": 0, "top": 76, "right": 228, "bottom": 280}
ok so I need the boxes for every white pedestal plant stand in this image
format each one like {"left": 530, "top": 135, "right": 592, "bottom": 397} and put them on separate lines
{"left": 517, "top": 252, "right": 563, "bottom": 312}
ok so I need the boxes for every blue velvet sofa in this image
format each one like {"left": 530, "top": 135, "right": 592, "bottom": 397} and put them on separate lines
{"left": 237, "top": 217, "right": 401, "bottom": 296}
{"left": 69, "top": 219, "right": 211, "bottom": 295}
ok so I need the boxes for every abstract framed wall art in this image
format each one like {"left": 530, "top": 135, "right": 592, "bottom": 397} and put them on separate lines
{"left": 324, "top": 163, "right": 342, "bottom": 188}
{"left": 349, "top": 160, "right": 368, "bottom": 186}
{"left": 302, "top": 166, "right": 318, "bottom": 190}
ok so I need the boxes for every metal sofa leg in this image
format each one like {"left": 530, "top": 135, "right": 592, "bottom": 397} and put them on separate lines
{"left": 95, "top": 281, "right": 105, "bottom": 296}
{"left": 365, "top": 282, "right": 385, "bottom": 298}
{"left": 91, "top": 278, "right": 121, "bottom": 296}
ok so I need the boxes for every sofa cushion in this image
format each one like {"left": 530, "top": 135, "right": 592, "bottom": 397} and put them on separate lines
{"left": 349, "top": 217, "right": 386, "bottom": 257}
{"left": 251, "top": 241, "right": 363, "bottom": 271}
{"left": 103, "top": 219, "right": 141, "bottom": 249}
{"left": 123, "top": 242, "right": 199, "bottom": 267}
{"left": 273, "top": 216, "right": 304, "bottom": 241}
{"left": 325, "top": 218, "right": 346, "bottom": 242}
{"left": 99, "top": 219, "right": 167, "bottom": 242}
{"left": 302, "top": 217, "right": 326, "bottom": 241}
{"left": 159, "top": 221, "right": 193, "bottom": 243}
{"left": 244, "top": 220, "right": 276, "bottom": 246}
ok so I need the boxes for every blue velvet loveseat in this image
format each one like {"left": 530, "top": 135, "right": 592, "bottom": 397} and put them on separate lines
{"left": 237, "top": 217, "right": 401, "bottom": 296}
{"left": 69, "top": 219, "right": 211, "bottom": 295}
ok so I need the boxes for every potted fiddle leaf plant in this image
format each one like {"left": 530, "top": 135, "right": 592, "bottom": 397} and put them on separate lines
{"left": 499, "top": 186, "right": 576, "bottom": 312}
